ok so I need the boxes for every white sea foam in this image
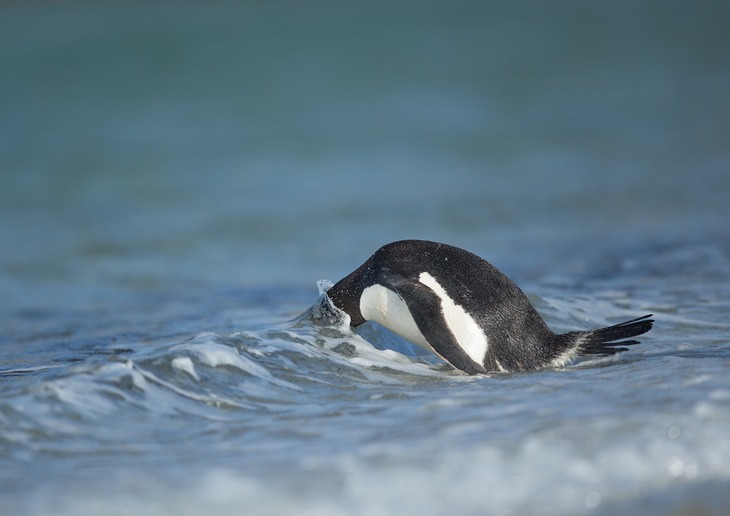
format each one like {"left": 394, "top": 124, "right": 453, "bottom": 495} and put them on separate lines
{"left": 176, "top": 338, "right": 272, "bottom": 377}
{"left": 171, "top": 356, "right": 200, "bottom": 381}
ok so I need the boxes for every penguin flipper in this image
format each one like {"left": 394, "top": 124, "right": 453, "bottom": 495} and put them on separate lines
{"left": 386, "top": 277, "right": 488, "bottom": 375}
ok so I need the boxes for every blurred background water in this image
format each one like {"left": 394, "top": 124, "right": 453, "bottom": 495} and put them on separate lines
{"left": 1, "top": 1, "right": 729, "bottom": 515}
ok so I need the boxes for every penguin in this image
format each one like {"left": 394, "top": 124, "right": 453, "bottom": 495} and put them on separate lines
{"left": 326, "top": 240, "right": 653, "bottom": 374}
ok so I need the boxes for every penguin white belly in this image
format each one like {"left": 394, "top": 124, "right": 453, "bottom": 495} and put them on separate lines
{"left": 359, "top": 284, "right": 432, "bottom": 352}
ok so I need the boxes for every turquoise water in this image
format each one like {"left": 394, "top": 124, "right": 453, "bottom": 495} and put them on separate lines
{"left": 2, "top": 1, "right": 729, "bottom": 514}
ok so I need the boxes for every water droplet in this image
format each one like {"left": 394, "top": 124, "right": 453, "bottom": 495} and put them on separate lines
{"left": 667, "top": 425, "right": 681, "bottom": 439}
{"left": 667, "top": 456, "right": 685, "bottom": 476}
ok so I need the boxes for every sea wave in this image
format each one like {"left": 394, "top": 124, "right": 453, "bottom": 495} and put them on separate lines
{"left": 0, "top": 291, "right": 454, "bottom": 455}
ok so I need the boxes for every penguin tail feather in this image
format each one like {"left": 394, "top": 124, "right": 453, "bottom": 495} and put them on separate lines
{"left": 558, "top": 314, "right": 654, "bottom": 356}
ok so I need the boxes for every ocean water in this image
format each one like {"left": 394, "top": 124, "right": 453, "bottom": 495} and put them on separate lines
{"left": 1, "top": 1, "right": 730, "bottom": 515}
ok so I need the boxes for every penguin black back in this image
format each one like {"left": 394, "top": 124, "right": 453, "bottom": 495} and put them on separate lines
{"left": 327, "top": 240, "right": 653, "bottom": 374}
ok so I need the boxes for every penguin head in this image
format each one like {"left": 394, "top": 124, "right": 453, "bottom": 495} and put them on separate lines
{"left": 326, "top": 255, "right": 374, "bottom": 327}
